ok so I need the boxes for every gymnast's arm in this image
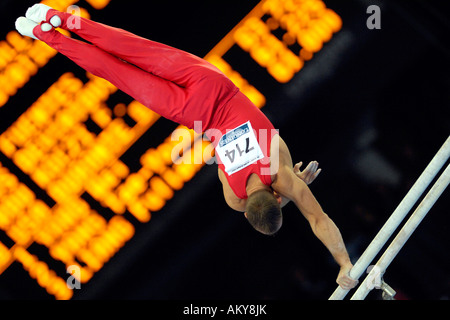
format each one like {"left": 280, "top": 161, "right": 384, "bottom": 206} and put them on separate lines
{"left": 274, "top": 168, "right": 351, "bottom": 263}
{"left": 272, "top": 168, "right": 357, "bottom": 289}
{"left": 274, "top": 161, "right": 321, "bottom": 207}
{"left": 271, "top": 135, "right": 357, "bottom": 289}
{"left": 271, "top": 136, "right": 321, "bottom": 207}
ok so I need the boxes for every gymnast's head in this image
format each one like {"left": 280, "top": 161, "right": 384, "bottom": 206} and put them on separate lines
{"left": 245, "top": 189, "right": 282, "bottom": 235}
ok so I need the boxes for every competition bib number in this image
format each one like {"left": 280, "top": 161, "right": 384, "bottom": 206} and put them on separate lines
{"left": 215, "top": 121, "right": 264, "bottom": 175}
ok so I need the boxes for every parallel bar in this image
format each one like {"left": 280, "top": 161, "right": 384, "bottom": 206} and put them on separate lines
{"left": 329, "top": 135, "right": 450, "bottom": 300}
{"left": 350, "top": 163, "right": 450, "bottom": 300}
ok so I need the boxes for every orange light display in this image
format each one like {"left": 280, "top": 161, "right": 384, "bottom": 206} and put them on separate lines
{"left": 0, "top": 0, "right": 342, "bottom": 299}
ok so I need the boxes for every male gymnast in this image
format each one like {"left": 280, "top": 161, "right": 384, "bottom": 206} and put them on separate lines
{"left": 16, "top": 4, "right": 358, "bottom": 290}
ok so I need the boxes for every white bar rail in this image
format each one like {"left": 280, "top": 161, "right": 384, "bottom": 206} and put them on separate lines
{"left": 329, "top": 135, "right": 450, "bottom": 300}
{"left": 350, "top": 163, "right": 450, "bottom": 299}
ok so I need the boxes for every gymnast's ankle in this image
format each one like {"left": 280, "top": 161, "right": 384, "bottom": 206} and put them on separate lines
{"left": 49, "top": 14, "right": 62, "bottom": 28}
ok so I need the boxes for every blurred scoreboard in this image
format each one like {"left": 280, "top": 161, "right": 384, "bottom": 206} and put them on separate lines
{"left": 0, "top": 0, "right": 341, "bottom": 299}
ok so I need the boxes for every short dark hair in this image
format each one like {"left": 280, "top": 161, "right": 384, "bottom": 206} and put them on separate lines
{"left": 245, "top": 190, "right": 282, "bottom": 235}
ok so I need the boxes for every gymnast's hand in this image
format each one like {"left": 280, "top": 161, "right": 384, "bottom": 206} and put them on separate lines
{"left": 336, "top": 263, "right": 359, "bottom": 290}
{"left": 293, "top": 161, "right": 321, "bottom": 185}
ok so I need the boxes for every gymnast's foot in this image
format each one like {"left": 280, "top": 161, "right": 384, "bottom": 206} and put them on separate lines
{"left": 15, "top": 17, "right": 53, "bottom": 40}
{"left": 25, "top": 3, "right": 62, "bottom": 28}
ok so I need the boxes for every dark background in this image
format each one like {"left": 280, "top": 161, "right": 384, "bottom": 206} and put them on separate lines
{"left": 0, "top": 0, "right": 448, "bottom": 300}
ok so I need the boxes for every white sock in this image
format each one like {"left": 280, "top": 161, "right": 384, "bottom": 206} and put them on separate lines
{"left": 50, "top": 15, "right": 62, "bottom": 28}
{"left": 26, "top": 4, "right": 62, "bottom": 28}
{"left": 25, "top": 4, "right": 52, "bottom": 24}
{"left": 15, "top": 17, "right": 39, "bottom": 40}
{"left": 41, "top": 23, "right": 53, "bottom": 32}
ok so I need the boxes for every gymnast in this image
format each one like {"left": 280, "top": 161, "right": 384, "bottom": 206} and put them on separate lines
{"left": 16, "top": 4, "right": 358, "bottom": 290}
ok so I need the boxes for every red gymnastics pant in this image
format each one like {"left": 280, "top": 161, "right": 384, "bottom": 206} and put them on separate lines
{"left": 32, "top": 11, "right": 238, "bottom": 132}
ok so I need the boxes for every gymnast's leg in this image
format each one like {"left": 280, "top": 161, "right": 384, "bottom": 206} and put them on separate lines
{"left": 15, "top": 17, "right": 190, "bottom": 126}
{"left": 18, "top": 4, "right": 239, "bottom": 130}
{"left": 24, "top": 4, "right": 222, "bottom": 88}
